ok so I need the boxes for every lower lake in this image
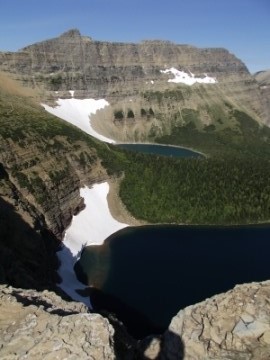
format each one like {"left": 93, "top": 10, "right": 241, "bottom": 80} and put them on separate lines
{"left": 75, "top": 224, "right": 270, "bottom": 339}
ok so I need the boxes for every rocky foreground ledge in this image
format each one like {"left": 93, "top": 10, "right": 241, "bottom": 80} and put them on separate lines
{"left": 0, "top": 286, "right": 116, "bottom": 359}
{"left": 147, "top": 280, "right": 270, "bottom": 360}
{"left": 1, "top": 281, "right": 270, "bottom": 359}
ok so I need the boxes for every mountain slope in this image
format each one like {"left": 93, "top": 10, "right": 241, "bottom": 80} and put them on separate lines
{"left": 0, "top": 73, "right": 114, "bottom": 237}
{"left": 0, "top": 29, "right": 268, "bottom": 145}
{"left": 254, "top": 69, "right": 270, "bottom": 123}
{"left": 0, "top": 73, "right": 117, "bottom": 288}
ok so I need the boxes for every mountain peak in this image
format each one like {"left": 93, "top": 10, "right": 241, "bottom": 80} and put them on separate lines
{"left": 60, "top": 29, "right": 81, "bottom": 38}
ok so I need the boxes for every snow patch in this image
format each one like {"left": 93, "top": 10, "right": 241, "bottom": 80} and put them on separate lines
{"left": 160, "top": 68, "right": 217, "bottom": 85}
{"left": 69, "top": 90, "right": 75, "bottom": 98}
{"left": 42, "top": 98, "right": 115, "bottom": 143}
{"left": 57, "top": 182, "right": 128, "bottom": 307}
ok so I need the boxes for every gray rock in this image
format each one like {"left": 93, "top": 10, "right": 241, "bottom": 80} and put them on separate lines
{"left": 156, "top": 281, "right": 270, "bottom": 359}
{"left": 0, "top": 285, "right": 116, "bottom": 359}
{"left": 0, "top": 29, "right": 268, "bottom": 129}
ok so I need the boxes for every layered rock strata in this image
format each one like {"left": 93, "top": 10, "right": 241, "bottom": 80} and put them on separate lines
{"left": 0, "top": 29, "right": 268, "bottom": 135}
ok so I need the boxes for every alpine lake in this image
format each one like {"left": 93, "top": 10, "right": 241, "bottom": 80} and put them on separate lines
{"left": 75, "top": 144, "right": 270, "bottom": 338}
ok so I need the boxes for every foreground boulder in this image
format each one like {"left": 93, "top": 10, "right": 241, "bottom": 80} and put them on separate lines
{"left": 2, "top": 282, "right": 270, "bottom": 359}
{"left": 0, "top": 285, "right": 116, "bottom": 359}
{"left": 149, "top": 281, "right": 270, "bottom": 359}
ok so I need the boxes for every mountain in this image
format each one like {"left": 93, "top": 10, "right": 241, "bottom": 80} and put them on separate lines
{"left": 0, "top": 29, "right": 269, "bottom": 145}
{"left": 1, "top": 30, "right": 270, "bottom": 359}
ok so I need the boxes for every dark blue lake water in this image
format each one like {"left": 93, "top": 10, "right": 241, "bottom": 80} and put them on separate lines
{"left": 76, "top": 224, "right": 270, "bottom": 338}
{"left": 116, "top": 143, "right": 202, "bottom": 158}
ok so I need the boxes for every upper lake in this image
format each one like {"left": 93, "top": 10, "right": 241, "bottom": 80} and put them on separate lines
{"left": 116, "top": 143, "right": 202, "bottom": 158}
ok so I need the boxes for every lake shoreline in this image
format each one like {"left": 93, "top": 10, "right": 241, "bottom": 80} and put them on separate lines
{"left": 107, "top": 176, "right": 270, "bottom": 228}
{"left": 114, "top": 141, "right": 206, "bottom": 157}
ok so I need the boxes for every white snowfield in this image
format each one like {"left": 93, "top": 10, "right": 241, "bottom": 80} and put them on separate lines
{"left": 57, "top": 182, "right": 128, "bottom": 307}
{"left": 42, "top": 97, "right": 115, "bottom": 143}
{"left": 160, "top": 67, "right": 217, "bottom": 85}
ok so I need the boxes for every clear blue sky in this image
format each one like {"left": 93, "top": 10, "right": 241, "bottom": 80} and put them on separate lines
{"left": 0, "top": 0, "right": 269, "bottom": 73}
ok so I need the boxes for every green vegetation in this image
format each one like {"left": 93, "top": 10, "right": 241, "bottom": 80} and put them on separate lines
{"left": 140, "top": 108, "right": 147, "bottom": 117}
{"left": 127, "top": 109, "right": 135, "bottom": 118}
{"left": 142, "top": 87, "right": 191, "bottom": 103}
{"left": 119, "top": 153, "right": 270, "bottom": 224}
{"left": 156, "top": 109, "right": 270, "bottom": 159}
{"left": 1, "top": 85, "right": 270, "bottom": 225}
{"left": 49, "top": 74, "right": 63, "bottom": 90}
{"left": 115, "top": 108, "right": 270, "bottom": 224}
{"left": 114, "top": 110, "right": 124, "bottom": 120}
{"left": 149, "top": 108, "right": 155, "bottom": 116}
{"left": 0, "top": 88, "right": 108, "bottom": 209}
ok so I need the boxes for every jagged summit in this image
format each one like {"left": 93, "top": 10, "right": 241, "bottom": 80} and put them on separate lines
{"left": 60, "top": 28, "right": 82, "bottom": 38}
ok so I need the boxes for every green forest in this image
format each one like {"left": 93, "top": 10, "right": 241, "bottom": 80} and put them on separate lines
{"left": 119, "top": 153, "right": 270, "bottom": 224}
{"left": 103, "top": 108, "right": 270, "bottom": 225}
{"left": 1, "top": 86, "right": 270, "bottom": 226}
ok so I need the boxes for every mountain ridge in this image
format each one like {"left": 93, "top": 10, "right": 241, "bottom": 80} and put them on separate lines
{"left": 0, "top": 29, "right": 264, "bottom": 129}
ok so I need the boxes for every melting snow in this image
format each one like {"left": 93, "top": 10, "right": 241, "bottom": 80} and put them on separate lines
{"left": 160, "top": 68, "right": 217, "bottom": 85}
{"left": 42, "top": 97, "right": 115, "bottom": 143}
{"left": 57, "top": 182, "right": 128, "bottom": 307}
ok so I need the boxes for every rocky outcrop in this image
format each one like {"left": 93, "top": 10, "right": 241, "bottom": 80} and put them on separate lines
{"left": 0, "top": 285, "right": 116, "bottom": 359}
{"left": 2, "top": 282, "right": 270, "bottom": 360}
{"left": 142, "top": 281, "right": 270, "bottom": 359}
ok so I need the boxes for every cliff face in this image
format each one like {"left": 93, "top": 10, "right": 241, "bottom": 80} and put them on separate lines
{"left": 0, "top": 28, "right": 248, "bottom": 97}
{"left": 0, "top": 73, "right": 110, "bottom": 288}
{"left": 0, "top": 29, "right": 268, "bottom": 144}
{"left": 0, "top": 73, "right": 108, "bottom": 240}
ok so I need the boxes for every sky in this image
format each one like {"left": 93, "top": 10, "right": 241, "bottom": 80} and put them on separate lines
{"left": 0, "top": 0, "right": 269, "bottom": 73}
